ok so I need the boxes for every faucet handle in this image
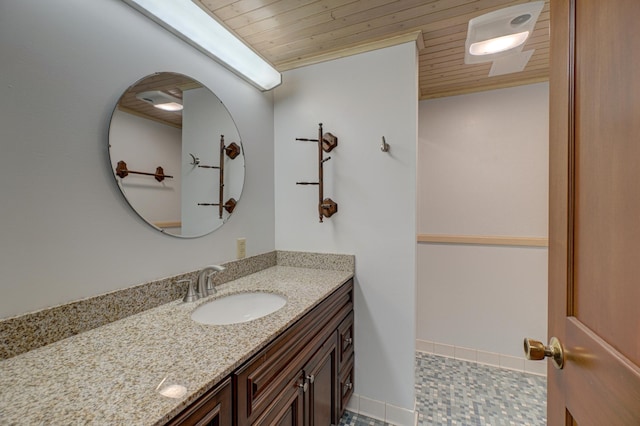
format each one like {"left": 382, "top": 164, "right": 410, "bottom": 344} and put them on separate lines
{"left": 197, "top": 265, "right": 225, "bottom": 297}
{"left": 179, "top": 279, "right": 199, "bottom": 303}
{"left": 205, "top": 272, "right": 218, "bottom": 295}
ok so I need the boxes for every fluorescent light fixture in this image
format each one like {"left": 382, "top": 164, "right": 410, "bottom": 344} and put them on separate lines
{"left": 121, "top": 0, "right": 282, "bottom": 91}
{"left": 136, "top": 90, "right": 183, "bottom": 112}
{"left": 464, "top": 1, "right": 544, "bottom": 65}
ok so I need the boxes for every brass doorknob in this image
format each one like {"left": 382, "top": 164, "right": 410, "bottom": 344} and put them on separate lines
{"left": 524, "top": 336, "right": 565, "bottom": 369}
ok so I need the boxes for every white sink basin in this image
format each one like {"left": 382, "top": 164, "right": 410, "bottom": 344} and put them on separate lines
{"left": 191, "top": 292, "right": 287, "bottom": 325}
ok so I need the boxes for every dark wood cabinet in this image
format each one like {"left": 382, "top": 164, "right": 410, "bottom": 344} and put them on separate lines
{"left": 235, "top": 279, "right": 353, "bottom": 426}
{"left": 165, "top": 377, "right": 232, "bottom": 426}
{"left": 166, "top": 279, "right": 353, "bottom": 426}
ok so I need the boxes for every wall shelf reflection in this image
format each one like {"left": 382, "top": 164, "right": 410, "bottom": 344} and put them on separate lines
{"left": 196, "top": 135, "right": 240, "bottom": 219}
{"left": 115, "top": 160, "right": 173, "bottom": 182}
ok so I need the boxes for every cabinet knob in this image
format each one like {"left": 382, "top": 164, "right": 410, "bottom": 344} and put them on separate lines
{"left": 344, "top": 337, "right": 353, "bottom": 346}
{"left": 298, "top": 381, "right": 309, "bottom": 393}
{"left": 306, "top": 374, "right": 315, "bottom": 384}
{"left": 345, "top": 381, "right": 353, "bottom": 390}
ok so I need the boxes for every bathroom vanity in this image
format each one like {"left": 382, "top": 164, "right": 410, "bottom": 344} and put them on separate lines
{"left": 168, "top": 279, "right": 354, "bottom": 425}
{"left": 0, "top": 262, "right": 354, "bottom": 425}
{"left": 233, "top": 279, "right": 353, "bottom": 426}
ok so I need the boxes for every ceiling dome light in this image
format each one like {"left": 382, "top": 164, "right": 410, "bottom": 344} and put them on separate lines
{"left": 469, "top": 31, "right": 529, "bottom": 56}
{"left": 153, "top": 102, "right": 183, "bottom": 112}
{"left": 464, "top": 1, "right": 544, "bottom": 65}
{"left": 135, "top": 90, "right": 183, "bottom": 112}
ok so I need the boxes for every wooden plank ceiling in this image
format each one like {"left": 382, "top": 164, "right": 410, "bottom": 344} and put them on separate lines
{"left": 196, "top": 0, "right": 550, "bottom": 100}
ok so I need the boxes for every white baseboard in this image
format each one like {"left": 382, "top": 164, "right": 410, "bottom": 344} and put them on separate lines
{"left": 416, "top": 339, "right": 547, "bottom": 377}
{"left": 346, "top": 393, "right": 417, "bottom": 426}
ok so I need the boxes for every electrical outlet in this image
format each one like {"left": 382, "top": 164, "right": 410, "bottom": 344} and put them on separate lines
{"left": 237, "top": 238, "right": 246, "bottom": 259}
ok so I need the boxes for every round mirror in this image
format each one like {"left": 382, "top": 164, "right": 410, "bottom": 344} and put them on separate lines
{"left": 108, "top": 72, "right": 244, "bottom": 238}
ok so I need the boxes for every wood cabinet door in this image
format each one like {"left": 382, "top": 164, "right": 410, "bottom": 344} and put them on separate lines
{"left": 303, "top": 332, "right": 338, "bottom": 426}
{"left": 252, "top": 374, "right": 305, "bottom": 426}
{"left": 548, "top": 0, "right": 640, "bottom": 424}
{"left": 165, "top": 378, "right": 232, "bottom": 426}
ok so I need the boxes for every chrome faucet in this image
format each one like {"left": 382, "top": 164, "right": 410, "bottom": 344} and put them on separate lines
{"left": 197, "top": 265, "right": 225, "bottom": 298}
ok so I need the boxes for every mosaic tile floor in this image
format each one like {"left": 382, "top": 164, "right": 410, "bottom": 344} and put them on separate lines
{"left": 339, "top": 352, "right": 546, "bottom": 426}
{"left": 415, "top": 352, "right": 546, "bottom": 425}
{"left": 339, "top": 410, "right": 389, "bottom": 426}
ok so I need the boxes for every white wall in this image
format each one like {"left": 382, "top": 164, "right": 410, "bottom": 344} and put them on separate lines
{"left": 274, "top": 43, "right": 418, "bottom": 415}
{"left": 417, "top": 83, "right": 549, "bottom": 358}
{"left": 0, "top": 0, "right": 274, "bottom": 318}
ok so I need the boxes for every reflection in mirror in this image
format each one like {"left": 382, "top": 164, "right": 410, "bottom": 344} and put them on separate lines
{"left": 108, "top": 72, "right": 244, "bottom": 238}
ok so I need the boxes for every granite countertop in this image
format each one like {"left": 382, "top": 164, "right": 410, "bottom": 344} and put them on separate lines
{"left": 0, "top": 265, "right": 353, "bottom": 425}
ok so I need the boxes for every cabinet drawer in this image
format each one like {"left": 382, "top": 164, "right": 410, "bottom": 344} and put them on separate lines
{"left": 338, "top": 311, "right": 354, "bottom": 369}
{"left": 338, "top": 354, "right": 354, "bottom": 417}
{"left": 337, "top": 311, "right": 354, "bottom": 370}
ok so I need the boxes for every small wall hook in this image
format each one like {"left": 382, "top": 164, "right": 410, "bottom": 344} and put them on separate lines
{"left": 189, "top": 153, "right": 200, "bottom": 165}
{"left": 381, "top": 136, "right": 390, "bottom": 152}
